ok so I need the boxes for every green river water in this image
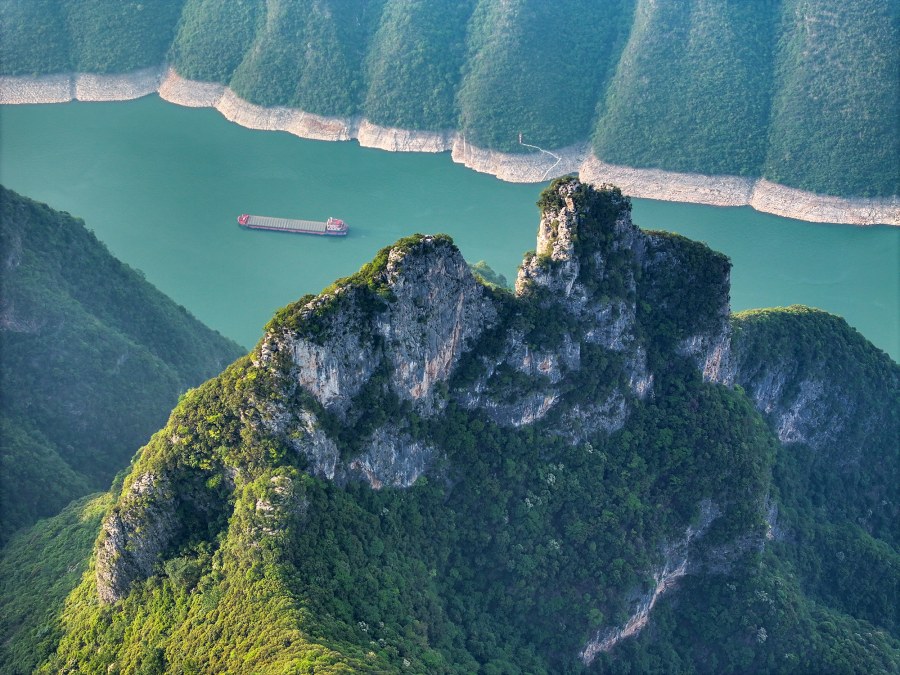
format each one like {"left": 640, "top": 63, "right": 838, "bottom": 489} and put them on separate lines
{"left": 1, "top": 96, "right": 897, "bottom": 358}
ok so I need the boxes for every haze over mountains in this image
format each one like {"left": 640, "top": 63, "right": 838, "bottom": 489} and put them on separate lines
{"left": 2, "top": 0, "right": 897, "bottom": 199}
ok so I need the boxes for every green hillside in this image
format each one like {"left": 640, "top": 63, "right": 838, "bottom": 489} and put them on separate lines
{"left": 592, "top": 0, "right": 776, "bottom": 177}
{"left": 0, "top": 0, "right": 72, "bottom": 75}
{"left": 169, "top": 0, "right": 262, "bottom": 84}
{"left": 2, "top": 0, "right": 896, "bottom": 198}
{"left": 764, "top": 0, "right": 900, "bottom": 197}
{"left": 0, "top": 187, "right": 243, "bottom": 542}
{"left": 457, "top": 0, "right": 631, "bottom": 151}
{"left": 228, "top": 0, "right": 385, "bottom": 117}
{"left": 730, "top": 306, "right": 899, "bottom": 542}
{"left": 0, "top": 494, "right": 110, "bottom": 674}
{"left": 0, "top": 0, "right": 185, "bottom": 75}
{"left": 363, "top": 0, "right": 474, "bottom": 131}
{"left": 1, "top": 180, "right": 894, "bottom": 673}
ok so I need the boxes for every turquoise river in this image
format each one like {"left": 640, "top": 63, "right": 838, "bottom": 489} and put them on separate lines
{"left": 1, "top": 97, "right": 897, "bottom": 358}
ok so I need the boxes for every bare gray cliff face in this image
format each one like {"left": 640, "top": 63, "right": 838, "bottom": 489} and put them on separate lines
{"left": 460, "top": 179, "right": 734, "bottom": 436}
{"left": 96, "top": 467, "right": 228, "bottom": 604}
{"left": 376, "top": 241, "right": 496, "bottom": 407}
{"left": 250, "top": 235, "right": 497, "bottom": 488}
{"left": 93, "top": 179, "right": 746, "bottom": 606}
{"left": 709, "top": 308, "right": 896, "bottom": 463}
{"left": 259, "top": 235, "right": 498, "bottom": 416}
{"left": 96, "top": 473, "right": 176, "bottom": 604}
{"left": 456, "top": 182, "right": 652, "bottom": 432}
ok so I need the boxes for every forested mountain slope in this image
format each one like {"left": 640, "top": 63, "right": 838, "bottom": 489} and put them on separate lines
{"left": 2, "top": 0, "right": 897, "bottom": 198}
{"left": 1, "top": 179, "right": 895, "bottom": 673}
{"left": 0, "top": 186, "right": 243, "bottom": 543}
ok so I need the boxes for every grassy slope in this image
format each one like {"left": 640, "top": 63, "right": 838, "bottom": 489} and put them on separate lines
{"left": 0, "top": 494, "right": 111, "bottom": 675}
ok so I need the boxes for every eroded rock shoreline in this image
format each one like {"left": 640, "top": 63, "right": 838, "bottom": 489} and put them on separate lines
{"left": 2, "top": 67, "right": 897, "bottom": 226}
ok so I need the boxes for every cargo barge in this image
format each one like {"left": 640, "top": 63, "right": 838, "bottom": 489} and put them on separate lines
{"left": 238, "top": 214, "right": 348, "bottom": 236}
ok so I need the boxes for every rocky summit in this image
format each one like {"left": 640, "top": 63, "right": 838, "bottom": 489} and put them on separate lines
{"left": 13, "top": 178, "right": 895, "bottom": 674}
{"left": 95, "top": 178, "right": 739, "bottom": 605}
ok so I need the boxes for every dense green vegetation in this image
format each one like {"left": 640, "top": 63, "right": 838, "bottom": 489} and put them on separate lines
{"left": 764, "top": 0, "right": 900, "bottom": 197}
{"left": 457, "top": 0, "right": 632, "bottom": 151}
{"left": 597, "top": 310, "right": 900, "bottom": 673}
{"left": 731, "top": 306, "right": 899, "bottom": 541}
{"left": 0, "top": 182, "right": 895, "bottom": 672}
{"left": 0, "top": 0, "right": 185, "bottom": 75}
{"left": 592, "top": 0, "right": 776, "bottom": 177}
{"left": 0, "top": 186, "right": 243, "bottom": 542}
{"left": 468, "top": 260, "right": 509, "bottom": 289}
{"left": 599, "top": 549, "right": 899, "bottom": 673}
{"left": 18, "top": 361, "right": 777, "bottom": 673}
{"left": 0, "top": 494, "right": 110, "bottom": 674}
{"left": 3, "top": 0, "right": 896, "bottom": 197}
{"left": 364, "top": 0, "right": 473, "bottom": 130}
{"left": 170, "top": 0, "right": 262, "bottom": 84}
{"left": 0, "top": 0, "right": 72, "bottom": 76}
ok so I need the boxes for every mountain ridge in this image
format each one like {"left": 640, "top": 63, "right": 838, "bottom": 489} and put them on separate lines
{"left": 0, "top": 185, "right": 244, "bottom": 543}
{"left": 3, "top": 177, "right": 894, "bottom": 673}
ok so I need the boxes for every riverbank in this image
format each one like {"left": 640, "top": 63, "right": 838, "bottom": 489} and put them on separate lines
{"left": 2, "top": 67, "right": 897, "bottom": 226}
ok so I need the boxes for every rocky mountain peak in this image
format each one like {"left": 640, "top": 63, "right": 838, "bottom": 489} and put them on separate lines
{"left": 93, "top": 182, "right": 745, "bottom": 606}
{"left": 257, "top": 234, "right": 498, "bottom": 417}
{"left": 516, "top": 176, "right": 637, "bottom": 300}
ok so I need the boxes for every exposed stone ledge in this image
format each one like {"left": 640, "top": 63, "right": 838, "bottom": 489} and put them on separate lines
{"left": 747, "top": 179, "right": 899, "bottom": 226}
{"left": 0, "top": 72, "right": 73, "bottom": 103}
{"left": 357, "top": 120, "right": 453, "bottom": 153}
{"left": 579, "top": 154, "right": 754, "bottom": 207}
{"left": 451, "top": 139, "right": 587, "bottom": 183}
{"left": 579, "top": 156, "right": 900, "bottom": 225}
{"left": 2, "top": 66, "right": 897, "bottom": 225}
{"left": 156, "top": 68, "right": 223, "bottom": 108}
{"left": 0, "top": 68, "right": 161, "bottom": 104}
{"left": 74, "top": 67, "right": 162, "bottom": 101}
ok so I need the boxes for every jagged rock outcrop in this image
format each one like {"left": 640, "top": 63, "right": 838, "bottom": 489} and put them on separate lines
{"left": 347, "top": 426, "right": 438, "bottom": 490}
{"left": 259, "top": 235, "right": 498, "bottom": 416}
{"left": 17, "top": 176, "right": 888, "bottom": 675}
{"left": 96, "top": 468, "right": 229, "bottom": 604}
{"left": 707, "top": 306, "right": 897, "bottom": 458}
{"left": 461, "top": 178, "right": 732, "bottom": 435}
{"left": 96, "top": 473, "right": 177, "bottom": 604}
{"left": 92, "top": 178, "right": 751, "bottom": 612}
{"left": 251, "top": 474, "right": 309, "bottom": 538}
{"left": 96, "top": 178, "right": 792, "bottom": 632}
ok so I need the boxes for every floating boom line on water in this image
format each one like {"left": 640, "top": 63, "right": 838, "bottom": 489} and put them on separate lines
{"left": 519, "top": 133, "right": 562, "bottom": 181}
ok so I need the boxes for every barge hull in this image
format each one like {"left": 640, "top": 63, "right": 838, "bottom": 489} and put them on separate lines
{"left": 238, "top": 214, "right": 347, "bottom": 236}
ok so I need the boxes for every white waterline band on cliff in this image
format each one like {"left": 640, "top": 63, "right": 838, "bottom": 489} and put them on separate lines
{"left": 2, "top": 67, "right": 898, "bottom": 226}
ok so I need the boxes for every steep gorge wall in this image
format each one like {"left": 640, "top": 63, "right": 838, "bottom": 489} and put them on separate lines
{"left": 1, "top": 66, "right": 897, "bottom": 225}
